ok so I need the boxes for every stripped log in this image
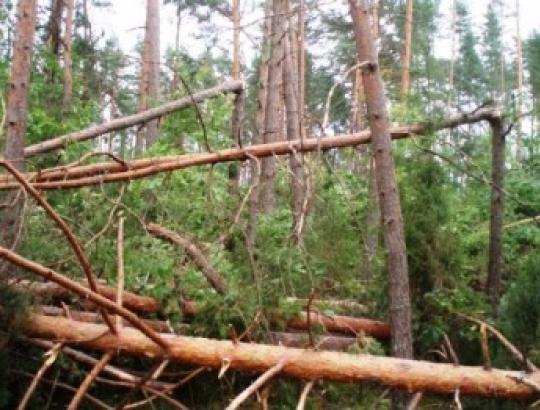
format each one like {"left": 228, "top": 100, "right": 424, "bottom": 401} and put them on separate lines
{"left": 19, "top": 314, "right": 540, "bottom": 400}
{"left": 11, "top": 280, "right": 161, "bottom": 314}
{"left": 23, "top": 80, "right": 244, "bottom": 157}
{"left": 38, "top": 306, "right": 173, "bottom": 333}
{"left": 274, "top": 310, "right": 391, "bottom": 339}
{"left": 0, "top": 108, "right": 501, "bottom": 190}
{"left": 146, "top": 223, "right": 227, "bottom": 294}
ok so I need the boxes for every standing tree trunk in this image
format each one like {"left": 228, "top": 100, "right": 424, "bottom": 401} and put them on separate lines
{"left": 63, "top": 0, "right": 74, "bottom": 110}
{"left": 46, "top": 0, "right": 64, "bottom": 57}
{"left": 1, "top": 0, "right": 37, "bottom": 272}
{"left": 349, "top": 2, "right": 413, "bottom": 405}
{"left": 448, "top": 0, "right": 456, "bottom": 104}
{"left": 229, "top": 0, "right": 244, "bottom": 188}
{"left": 348, "top": 0, "right": 413, "bottom": 365}
{"left": 515, "top": 0, "right": 524, "bottom": 164}
{"left": 283, "top": 21, "right": 305, "bottom": 245}
{"left": 258, "top": 0, "right": 284, "bottom": 214}
{"left": 246, "top": 0, "right": 272, "bottom": 249}
{"left": 136, "top": 0, "right": 160, "bottom": 154}
{"left": 486, "top": 116, "right": 506, "bottom": 312}
{"left": 4, "top": 0, "right": 37, "bottom": 170}
{"left": 400, "top": 0, "right": 414, "bottom": 97}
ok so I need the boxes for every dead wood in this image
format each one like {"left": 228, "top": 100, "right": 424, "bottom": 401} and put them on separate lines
{"left": 146, "top": 223, "right": 227, "bottom": 294}
{"left": 0, "top": 108, "right": 502, "bottom": 191}
{"left": 0, "top": 246, "right": 169, "bottom": 349}
{"left": 19, "top": 314, "right": 540, "bottom": 400}
{"left": 11, "top": 280, "right": 161, "bottom": 314}
{"left": 23, "top": 80, "right": 243, "bottom": 157}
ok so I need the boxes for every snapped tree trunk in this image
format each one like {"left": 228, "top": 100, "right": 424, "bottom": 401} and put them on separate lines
{"left": 348, "top": 0, "right": 413, "bottom": 363}
{"left": 136, "top": 0, "right": 161, "bottom": 153}
{"left": 486, "top": 115, "right": 506, "bottom": 311}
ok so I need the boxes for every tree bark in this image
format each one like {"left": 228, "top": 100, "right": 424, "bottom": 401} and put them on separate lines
{"left": 136, "top": 0, "right": 161, "bottom": 153}
{"left": 0, "top": 108, "right": 502, "bottom": 191}
{"left": 46, "top": 0, "right": 64, "bottom": 57}
{"left": 400, "top": 0, "right": 414, "bottom": 96}
{"left": 4, "top": 0, "right": 37, "bottom": 169}
{"left": 19, "top": 314, "right": 540, "bottom": 400}
{"left": 258, "top": 0, "right": 284, "bottom": 214}
{"left": 283, "top": 21, "right": 306, "bottom": 245}
{"left": 1, "top": 0, "right": 37, "bottom": 272}
{"left": 348, "top": 0, "right": 414, "bottom": 365}
{"left": 62, "top": 0, "right": 74, "bottom": 110}
{"left": 486, "top": 117, "right": 506, "bottom": 311}
{"left": 23, "top": 80, "right": 243, "bottom": 157}
{"left": 11, "top": 280, "right": 161, "bottom": 314}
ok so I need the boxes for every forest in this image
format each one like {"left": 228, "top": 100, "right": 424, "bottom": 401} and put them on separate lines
{"left": 0, "top": 0, "right": 539, "bottom": 408}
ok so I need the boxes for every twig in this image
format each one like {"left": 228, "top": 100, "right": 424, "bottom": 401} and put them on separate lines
{"left": 117, "top": 360, "right": 170, "bottom": 409}
{"left": 322, "top": 61, "right": 369, "bottom": 130}
{"left": 405, "top": 392, "right": 423, "bottom": 410}
{"left": 225, "top": 357, "right": 288, "bottom": 410}
{"left": 14, "top": 371, "right": 112, "bottom": 410}
{"left": 454, "top": 388, "right": 463, "bottom": 410}
{"left": 456, "top": 312, "right": 538, "bottom": 372}
{"left": 67, "top": 350, "right": 114, "bottom": 410}
{"left": 306, "top": 291, "right": 315, "bottom": 348}
{"left": 296, "top": 380, "right": 315, "bottom": 410}
{"left": 443, "top": 333, "right": 460, "bottom": 365}
{"left": 176, "top": 73, "right": 211, "bottom": 152}
{"left": 0, "top": 160, "right": 116, "bottom": 334}
{"left": 17, "top": 343, "right": 62, "bottom": 410}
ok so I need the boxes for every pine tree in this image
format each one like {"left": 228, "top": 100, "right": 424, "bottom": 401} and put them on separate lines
{"left": 482, "top": 0, "right": 505, "bottom": 100}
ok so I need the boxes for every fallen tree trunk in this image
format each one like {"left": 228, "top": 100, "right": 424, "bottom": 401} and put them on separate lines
{"left": 22, "top": 80, "right": 244, "bottom": 157}
{"left": 0, "top": 108, "right": 501, "bottom": 190}
{"left": 284, "top": 297, "right": 368, "bottom": 315}
{"left": 278, "top": 311, "right": 390, "bottom": 339}
{"left": 269, "top": 332, "right": 358, "bottom": 351}
{"left": 11, "top": 279, "right": 161, "bottom": 314}
{"left": 19, "top": 314, "right": 540, "bottom": 400}
{"left": 38, "top": 306, "right": 173, "bottom": 333}
{"left": 145, "top": 223, "right": 226, "bottom": 294}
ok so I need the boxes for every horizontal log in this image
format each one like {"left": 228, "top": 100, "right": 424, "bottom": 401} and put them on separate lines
{"left": 284, "top": 297, "right": 369, "bottom": 315}
{"left": 280, "top": 311, "right": 390, "bottom": 339}
{"left": 269, "top": 332, "right": 359, "bottom": 351}
{"left": 0, "top": 107, "right": 501, "bottom": 190}
{"left": 23, "top": 80, "right": 244, "bottom": 157}
{"left": 38, "top": 306, "right": 173, "bottom": 333}
{"left": 19, "top": 314, "right": 540, "bottom": 400}
{"left": 11, "top": 280, "right": 161, "bottom": 314}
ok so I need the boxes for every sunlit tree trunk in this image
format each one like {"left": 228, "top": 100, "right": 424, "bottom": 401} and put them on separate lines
{"left": 1, "top": 0, "right": 37, "bottom": 271}
{"left": 63, "top": 0, "right": 74, "bottom": 110}
{"left": 400, "top": 0, "right": 414, "bottom": 97}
